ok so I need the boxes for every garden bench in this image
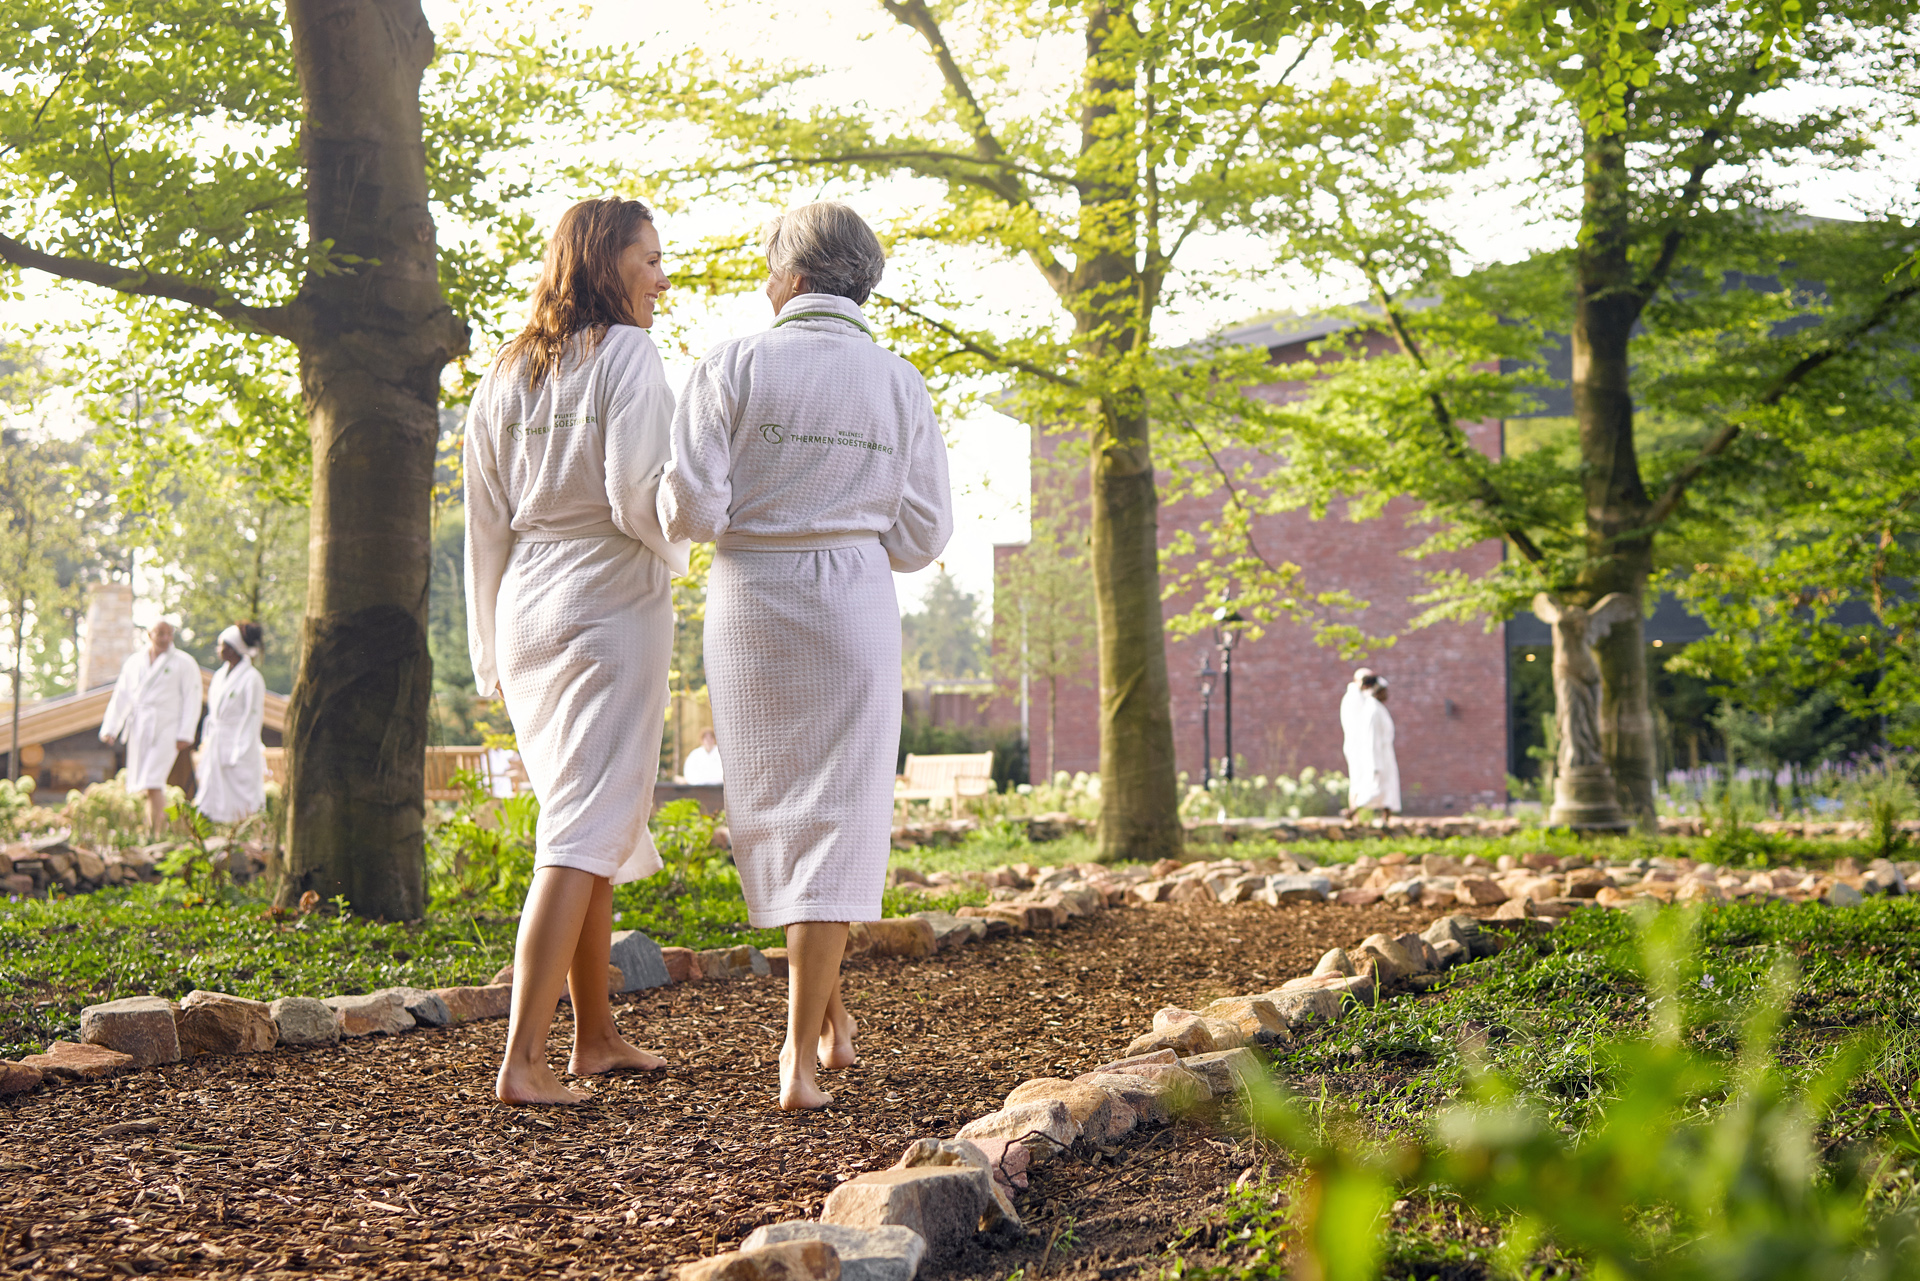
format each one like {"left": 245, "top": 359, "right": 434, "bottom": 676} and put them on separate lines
{"left": 895, "top": 751, "right": 994, "bottom": 817}
{"left": 259, "top": 746, "right": 511, "bottom": 802}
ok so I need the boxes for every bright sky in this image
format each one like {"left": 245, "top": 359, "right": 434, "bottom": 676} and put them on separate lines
{"left": 8, "top": 0, "right": 1915, "bottom": 623}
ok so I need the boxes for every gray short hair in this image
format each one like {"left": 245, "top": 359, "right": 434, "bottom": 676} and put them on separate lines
{"left": 761, "top": 202, "right": 885, "bottom": 304}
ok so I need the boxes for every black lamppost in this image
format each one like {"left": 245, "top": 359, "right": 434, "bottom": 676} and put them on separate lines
{"left": 1197, "top": 656, "right": 1217, "bottom": 786}
{"left": 1213, "top": 606, "right": 1243, "bottom": 781}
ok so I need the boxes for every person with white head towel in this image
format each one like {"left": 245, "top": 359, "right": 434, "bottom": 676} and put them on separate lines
{"left": 660, "top": 200, "right": 953, "bottom": 1110}
{"left": 99, "top": 618, "right": 204, "bottom": 833}
{"left": 195, "top": 622, "right": 267, "bottom": 823}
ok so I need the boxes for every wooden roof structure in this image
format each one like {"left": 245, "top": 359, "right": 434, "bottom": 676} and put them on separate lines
{"left": 1, "top": 668, "right": 289, "bottom": 751}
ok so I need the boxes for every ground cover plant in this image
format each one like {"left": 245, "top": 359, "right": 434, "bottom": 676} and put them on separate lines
{"left": 1199, "top": 900, "right": 1920, "bottom": 1280}
{"left": 0, "top": 793, "right": 994, "bottom": 1059}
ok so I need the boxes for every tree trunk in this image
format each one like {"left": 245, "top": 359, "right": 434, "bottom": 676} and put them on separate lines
{"left": 1593, "top": 586, "right": 1657, "bottom": 821}
{"left": 1572, "top": 122, "right": 1657, "bottom": 830}
{"left": 1076, "top": 5, "right": 1181, "bottom": 862}
{"left": 1046, "top": 673, "right": 1057, "bottom": 784}
{"left": 1089, "top": 395, "right": 1181, "bottom": 859}
{"left": 278, "top": 0, "right": 467, "bottom": 919}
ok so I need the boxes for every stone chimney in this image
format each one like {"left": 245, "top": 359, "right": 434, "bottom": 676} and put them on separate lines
{"left": 77, "top": 582, "right": 136, "bottom": 692}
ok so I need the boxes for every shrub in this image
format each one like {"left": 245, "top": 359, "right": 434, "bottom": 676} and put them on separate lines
{"left": 64, "top": 772, "right": 175, "bottom": 847}
{"left": 0, "top": 775, "right": 36, "bottom": 839}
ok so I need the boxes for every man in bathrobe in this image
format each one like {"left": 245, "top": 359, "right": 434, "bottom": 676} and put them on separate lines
{"left": 100, "top": 620, "right": 204, "bottom": 832}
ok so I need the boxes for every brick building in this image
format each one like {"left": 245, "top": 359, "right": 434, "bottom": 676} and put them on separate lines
{"left": 995, "top": 313, "right": 1510, "bottom": 814}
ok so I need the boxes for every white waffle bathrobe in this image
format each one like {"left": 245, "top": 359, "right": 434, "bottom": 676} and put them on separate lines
{"left": 1346, "top": 694, "right": 1401, "bottom": 814}
{"left": 465, "top": 326, "right": 691, "bottom": 884}
{"left": 659, "top": 293, "right": 953, "bottom": 927}
{"left": 195, "top": 655, "right": 266, "bottom": 823}
{"left": 100, "top": 645, "right": 203, "bottom": 792}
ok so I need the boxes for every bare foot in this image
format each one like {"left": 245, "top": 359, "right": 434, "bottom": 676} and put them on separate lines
{"left": 778, "top": 1043, "right": 834, "bottom": 1111}
{"left": 818, "top": 1010, "right": 858, "bottom": 1070}
{"left": 569, "top": 1037, "right": 668, "bottom": 1076}
{"left": 497, "top": 1061, "right": 589, "bottom": 1106}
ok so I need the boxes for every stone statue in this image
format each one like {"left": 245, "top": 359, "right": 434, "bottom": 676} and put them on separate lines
{"left": 1532, "top": 591, "right": 1639, "bottom": 829}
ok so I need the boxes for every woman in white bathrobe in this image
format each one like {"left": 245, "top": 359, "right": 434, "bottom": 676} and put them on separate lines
{"left": 465, "top": 197, "right": 691, "bottom": 1106}
{"left": 660, "top": 201, "right": 953, "bottom": 1110}
{"left": 1347, "top": 680, "right": 1402, "bottom": 820}
{"left": 195, "top": 623, "right": 267, "bottom": 823}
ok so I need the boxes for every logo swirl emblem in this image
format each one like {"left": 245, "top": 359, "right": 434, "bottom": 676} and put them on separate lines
{"left": 758, "top": 423, "right": 786, "bottom": 444}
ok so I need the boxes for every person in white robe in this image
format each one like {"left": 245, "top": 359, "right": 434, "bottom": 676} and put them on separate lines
{"left": 464, "top": 197, "right": 690, "bottom": 1106}
{"left": 194, "top": 623, "right": 267, "bottom": 823}
{"left": 99, "top": 619, "right": 203, "bottom": 832}
{"left": 681, "top": 729, "right": 723, "bottom": 785}
{"left": 1347, "top": 679, "right": 1402, "bottom": 820}
{"left": 1338, "top": 666, "right": 1376, "bottom": 777}
{"left": 659, "top": 201, "right": 952, "bottom": 1111}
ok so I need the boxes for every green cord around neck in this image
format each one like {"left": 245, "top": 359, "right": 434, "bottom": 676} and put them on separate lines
{"left": 773, "top": 309, "right": 874, "bottom": 339}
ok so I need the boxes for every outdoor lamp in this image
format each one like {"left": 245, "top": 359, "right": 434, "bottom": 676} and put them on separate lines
{"left": 1212, "top": 607, "right": 1243, "bottom": 781}
{"left": 1197, "top": 656, "right": 1218, "bottom": 786}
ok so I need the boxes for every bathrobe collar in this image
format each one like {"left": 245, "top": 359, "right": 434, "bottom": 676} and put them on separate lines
{"left": 772, "top": 292, "right": 875, "bottom": 340}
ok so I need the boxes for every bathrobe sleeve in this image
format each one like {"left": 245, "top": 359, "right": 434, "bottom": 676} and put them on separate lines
{"left": 603, "top": 334, "right": 692, "bottom": 576}
{"left": 464, "top": 395, "right": 515, "bottom": 695}
{"left": 658, "top": 355, "right": 736, "bottom": 545}
{"left": 879, "top": 387, "right": 953, "bottom": 573}
{"left": 227, "top": 668, "right": 265, "bottom": 768}
{"left": 171, "top": 657, "right": 203, "bottom": 744}
{"left": 100, "top": 652, "right": 138, "bottom": 742}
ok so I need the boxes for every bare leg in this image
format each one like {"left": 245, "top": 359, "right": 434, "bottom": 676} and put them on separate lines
{"left": 567, "top": 875, "right": 667, "bottom": 1076}
{"left": 819, "top": 982, "right": 857, "bottom": 1070}
{"left": 497, "top": 866, "right": 597, "bottom": 1105}
{"left": 779, "top": 921, "right": 849, "bottom": 1110}
{"left": 147, "top": 788, "right": 168, "bottom": 833}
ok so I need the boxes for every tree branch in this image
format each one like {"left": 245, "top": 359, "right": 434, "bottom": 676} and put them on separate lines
{"left": 1167, "top": 392, "right": 1292, "bottom": 581}
{"left": 0, "top": 230, "right": 305, "bottom": 342}
{"left": 1643, "top": 275, "right": 1920, "bottom": 529}
{"left": 871, "top": 291, "right": 1082, "bottom": 390}
{"left": 1353, "top": 257, "right": 1546, "bottom": 563}
{"left": 707, "top": 148, "right": 1076, "bottom": 189}
{"left": 880, "top": 0, "right": 1071, "bottom": 294}
{"left": 1632, "top": 58, "right": 1763, "bottom": 302}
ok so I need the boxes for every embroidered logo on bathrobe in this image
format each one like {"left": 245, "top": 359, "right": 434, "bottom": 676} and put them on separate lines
{"left": 505, "top": 412, "right": 594, "bottom": 442}
{"left": 756, "top": 423, "right": 894, "bottom": 455}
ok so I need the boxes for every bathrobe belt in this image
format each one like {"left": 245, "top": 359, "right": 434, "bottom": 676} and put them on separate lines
{"left": 715, "top": 531, "right": 881, "bottom": 552}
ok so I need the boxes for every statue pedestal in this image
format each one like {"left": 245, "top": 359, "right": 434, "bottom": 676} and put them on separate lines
{"left": 1549, "top": 764, "right": 1630, "bottom": 831}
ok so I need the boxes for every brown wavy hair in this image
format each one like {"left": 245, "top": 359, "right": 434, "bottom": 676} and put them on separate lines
{"left": 497, "top": 197, "right": 655, "bottom": 389}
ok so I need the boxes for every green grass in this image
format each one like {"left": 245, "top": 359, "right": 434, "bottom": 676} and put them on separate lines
{"left": 0, "top": 883, "right": 520, "bottom": 1060}
{"left": 0, "top": 846, "right": 996, "bottom": 1061}
{"left": 1193, "top": 896, "right": 1920, "bottom": 1279}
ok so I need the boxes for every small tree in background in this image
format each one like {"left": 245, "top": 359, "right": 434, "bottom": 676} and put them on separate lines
{"left": 992, "top": 512, "right": 1094, "bottom": 786}
{"left": 902, "top": 569, "right": 987, "bottom": 689}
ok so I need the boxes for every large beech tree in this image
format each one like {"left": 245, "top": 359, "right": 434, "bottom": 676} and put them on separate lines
{"left": 617, "top": 0, "right": 1408, "bottom": 860}
{"left": 0, "top": 0, "right": 594, "bottom": 916}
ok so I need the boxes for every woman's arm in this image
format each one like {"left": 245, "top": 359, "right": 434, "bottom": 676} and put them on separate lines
{"left": 604, "top": 333, "right": 692, "bottom": 574}
{"left": 229, "top": 670, "right": 265, "bottom": 768}
{"left": 879, "top": 386, "right": 954, "bottom": 573}
{"left": 464, "top": 394, "right": 515, "bottom": 695}
{"left": 657, "top": 355, "right": 737, "bottom": 545}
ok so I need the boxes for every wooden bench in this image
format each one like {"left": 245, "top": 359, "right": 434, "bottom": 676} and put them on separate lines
{"left": 261, "top": 746, "right": 517, "bottom": 801}
{"left": 895, "top": 751, "right": 994, "bottom": 817}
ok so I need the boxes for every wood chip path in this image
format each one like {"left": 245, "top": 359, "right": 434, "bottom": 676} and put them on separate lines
{"left": 1, "top": 898, "right": 1469, "bottom": 1280}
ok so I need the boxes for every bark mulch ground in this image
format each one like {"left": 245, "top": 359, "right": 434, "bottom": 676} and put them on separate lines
{"left": 0, "top": 898, "right": 1474, "bottom": 1280}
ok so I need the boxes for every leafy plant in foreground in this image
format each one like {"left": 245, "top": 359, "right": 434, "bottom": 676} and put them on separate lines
{"left": 1248, "top": 907, "right": 1920, "bottom": 1281}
